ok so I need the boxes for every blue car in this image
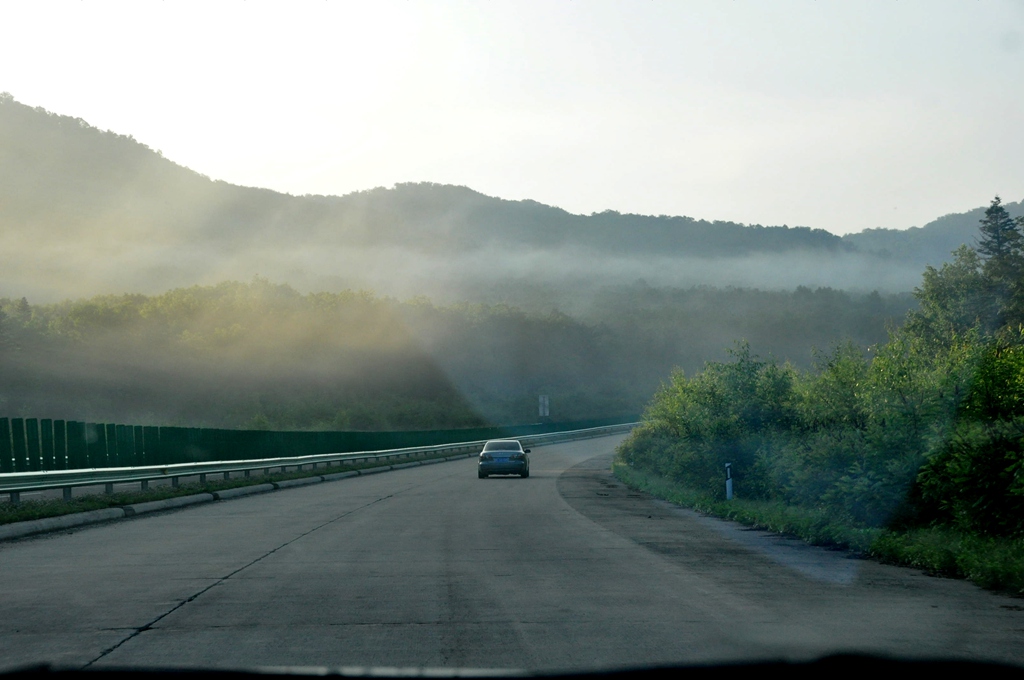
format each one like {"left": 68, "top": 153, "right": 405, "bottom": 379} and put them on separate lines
{"left": 478, "top": 439, "right": 531, "bottom": 478}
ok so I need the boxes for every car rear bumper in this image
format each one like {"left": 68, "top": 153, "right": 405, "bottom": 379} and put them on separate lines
{"left": 478, "top": 461, "right": 528, "bottom": 475}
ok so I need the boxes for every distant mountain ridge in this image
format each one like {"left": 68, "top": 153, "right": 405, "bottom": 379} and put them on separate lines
{"left": 841, "top": 204, "right": 1024, "bottom": 266}
{"left": 0, "top": 93, "right": 1021, "bottom": 301}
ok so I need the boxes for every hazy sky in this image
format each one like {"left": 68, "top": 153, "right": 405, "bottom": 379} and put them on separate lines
{"left": 2, "top": 0, "right": 1023, "bottom": 235}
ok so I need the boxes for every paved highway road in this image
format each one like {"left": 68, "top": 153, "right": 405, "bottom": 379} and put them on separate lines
{"left": 1, "top": 435, "right": 1022, "bottom": 672}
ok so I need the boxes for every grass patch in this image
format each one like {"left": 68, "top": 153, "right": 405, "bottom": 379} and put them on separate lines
{"left": 612, "top": 462, "right": 880, "bottom": 552}
{"left": 613, "top": 462, "right": 1024, "bottom": 597}
{"left": 872, "top": 528, "right": 1024, "bottom": 596}
{"left": 0, "top": 450, "right": 470, "bottom": 527}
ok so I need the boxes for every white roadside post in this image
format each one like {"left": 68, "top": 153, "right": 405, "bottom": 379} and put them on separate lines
{"left": 538, "top": 395, "right": 550, "bottom": 419}
{"left": 725, "top": 463, "right": 733, "bottom": 500}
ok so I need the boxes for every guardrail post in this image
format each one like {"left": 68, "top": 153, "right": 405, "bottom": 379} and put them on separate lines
{"left": 9, "top": 491, "right": 19, "bottom": 504}
{"left": 104, "top": 483, "right": 113, "bottom": 494}
{"left": 223, "top": 472, "right": 230, "bottom": 480}
{"left": 244, "top": 470, "right": 251, "bottom": 478}
{"left": 199, "top": 473, "right": 207, "bottom": 484}
{"left": 63, "top": 487, "right": 72, "bottom": 502}
{"left": 171, "top": 477, "right": 179, "bottom": 488}
{"left": 141, "top": 480, "right": 149, "bottom": 491}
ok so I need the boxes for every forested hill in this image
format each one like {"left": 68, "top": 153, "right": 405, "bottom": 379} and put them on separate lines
{"left": 1, "top": 93, "right": 1021, "bottom": 300}
{"left": 842, "top": 204, "right": 1024, "bottom": 266}
{"left": 0, "top": 93, "right": 839, "bottom": 255}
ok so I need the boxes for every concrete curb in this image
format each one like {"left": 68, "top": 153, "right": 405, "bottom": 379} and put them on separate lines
{"left": 355, "top": 466, "right": 392, "bottom": 476}
{"left": 391, "top": 461, "right": 422, "bottom": 470}
{"left": 273, "top": 477, "right": 323, "bottom": 489}
{"left": 123, "top": 493, "right": 215, "bottom": 517}
{"left": 321, "top": 471, "right": 360, "bottom": 482}
{"left": 213, "top": 484, "right": 275, "bottom": 500}
{"left": 0, "top": 507, "right": 127, "bottom": 541}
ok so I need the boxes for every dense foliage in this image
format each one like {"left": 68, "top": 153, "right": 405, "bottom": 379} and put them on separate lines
{"left": 619, "top": 197, "right": 1024, "bottom": 538}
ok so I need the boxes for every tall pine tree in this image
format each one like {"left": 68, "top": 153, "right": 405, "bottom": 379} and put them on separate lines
{"left": 978, "top": 196, "right": 1021, "bottom": 261}
{"left": 977, "top": 196, "right": 1024, "bottom": 331}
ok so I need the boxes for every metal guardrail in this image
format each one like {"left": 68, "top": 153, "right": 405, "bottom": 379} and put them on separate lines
{"left": 0, "top": 423, "right": 636, "bottom": 503}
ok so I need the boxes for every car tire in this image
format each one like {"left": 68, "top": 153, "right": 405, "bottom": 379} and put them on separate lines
{"left": 478, "top": 471, "right": 487, "bottom": 479}
{"left": 521, "top": 470, "right": 529, "bottom": 478}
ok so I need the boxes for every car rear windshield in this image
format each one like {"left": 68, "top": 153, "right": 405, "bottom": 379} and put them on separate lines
{"left": 483, "top": 441, "right": 522, "bottom": 451}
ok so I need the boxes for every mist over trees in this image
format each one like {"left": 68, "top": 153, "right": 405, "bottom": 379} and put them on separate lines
{"left": 0, "top": 281, "right": 911, "bottom": 430}
{"left": 3, "top": 94, "right": 1019, "bottom": 438}
{"left": 2, "top": 93, "right": 1020, "bottom": 305}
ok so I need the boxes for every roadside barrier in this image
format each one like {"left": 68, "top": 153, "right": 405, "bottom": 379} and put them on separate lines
{"left": 0, "top": 416, "right": 635, "bottom": 473}
{"left": 0, "top": 422, "right": 636, "bottom": 503}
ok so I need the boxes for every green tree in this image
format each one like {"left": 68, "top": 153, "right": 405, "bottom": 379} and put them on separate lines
{"left": 977, "top": 196, "right": 1021, "bottom": 262}
{"left": 977, "top": 196, "right": 1024, "bottom": 328}
{"left": 905, "top": 245, "right": 994, "bottom": 343}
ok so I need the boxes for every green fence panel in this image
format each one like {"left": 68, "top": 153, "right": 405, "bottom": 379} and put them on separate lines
{"left": 160, "top": 426, "right": 176, "bottom": 465}
{"left": 98, "top": 423, "right": 112, "bottom": 467}
{"left": 133, "top": 425, "right": 144, "bottom": 465}
{"left": 85, "top": 423, "right": 105, "bottom": 468}
{"left": 114, "top": 425, "right": 129, "bottom": 467}
{"left": 182, "top": 427, "right": 196, "bottom": 462}
{"left": 232, "top": 429, "right": 258, "bottom": 460}
{"left": 152, "top": 427, "right": 166, "bottom": 465}
{"left": 205, "top": 428, "right": 221, "bottom": 461}
{"left": 174, "top": 427, "right": 192, "bottom": 464}
{"left": 111, "top": 425, "right": 122, "bottom": 467}
{"left": 225, "top": 429, "right": 247, "bottom": 461}
{"left": 185, "top": 427, "right": 208, "bottom": 462}
{"left": 40, "top": 419, "right": 55, "bottom": 470}
{"left": 25, "top": 418, "right": 41, "bottom": 472}
{"left": 227, "top": 429, "right": 242, "bottom": 461}
{"left": 10, "top": 419, "right": 27, "bottom": 472}
{"left": 66, "top": 421, "right": 87, "bottom": 469}
{"left": 127, "top": 425, "right": 138, "bottom": 466}
{"left": 159, "top": 427, "right": 187, "bottom": 465}
{"left": 262, "top": 430, "right": 280, "bottom": 459}
{"left": 53, "top": 420, "right": 67, "bottom": 470}
{"left": 104, "top": 424, "right": 117, "bottom": 467}
{"left": 267, "top": 431, "right": 282, "bottom": 458}
{"left": 153, "top": 426, "right": 168, "bottom": 465}
{"left": 158, "top": 427, "right": 177, "bottom": 465}
{"left": 316, "top": 431, "right": 332, "bottom": 456}
{"left": 141, "top": 426, "right": 158, "bottom": 466}
{"left": 208, "top": 429, "right": 224, "bottom": 461}
{"left": 296, "top": 431, "right": 315, "bottom": 457}
{"left": 0, "top": 418, "right": 11, "bottom": 473}
{"left": 113, "top": 425, "right": 124, "bottom": 466}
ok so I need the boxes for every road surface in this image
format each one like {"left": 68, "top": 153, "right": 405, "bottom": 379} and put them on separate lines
{"left": 1, "top": 434, "right": 1022, "bottom": 672}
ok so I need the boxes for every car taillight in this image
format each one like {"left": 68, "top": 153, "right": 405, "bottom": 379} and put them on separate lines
{"left": 480, "top": 453, "right": 492, "bottom": 461}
